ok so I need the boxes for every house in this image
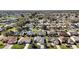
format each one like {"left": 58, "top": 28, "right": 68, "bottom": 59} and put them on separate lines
{"left": 46, "top": 30, "right": 59, "bottom": 37}
{"left": 26, "top": 31, "right": 34, "bottom": 36}
{"left": 7, "top": 36, "right": 17, "bottom": 44}
{"left": 37, "top": 30, "right": 46, "bottom": 36}
{"left": 67, "top": 38, "right": 75, "bottom": 45}
{"left": 34, "top": 36, "right": 44, "bottom": 44}
{"left": 58, "top": 37, "right": 69, "bottom": 44}
{"left": 20, "top": 31, "right": 25, "bottom": 36}
{"left": 48, "top": 37, "right": 60, "bottom": 45}
{"left": 18, "top": 37, "right": 31, "bottom": 44}
{"left": 68, "top": 32, "right": 79, "bottom": 36}
{"left": 59, "top": 31, "right": 70, "bottom": 37}
{"left": 0, "top": 27, "right": 4, "bottom": 32}
{"left": 14, "top": 31, "right": 19, "bottom": 36}
{"left": 71, "top": 23, "right": 79, "bottom": 28}
{"left": 70, "top": 36, "right": 79, "bottom": 43}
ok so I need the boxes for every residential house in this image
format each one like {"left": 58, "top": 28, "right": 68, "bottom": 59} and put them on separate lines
{"left": 18, "top": 37, "right": 31, "bottom": 45}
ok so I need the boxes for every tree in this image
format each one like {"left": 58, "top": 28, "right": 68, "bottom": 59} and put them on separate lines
{"left": 42, "top": 25, "right": 47, "bottom": 30}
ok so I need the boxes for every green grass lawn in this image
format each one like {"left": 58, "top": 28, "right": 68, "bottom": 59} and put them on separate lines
{"left": 76, "top": 43, "right": 79, "bottom": 48}
{"left": 11, "top": 44, "right": 25, "bottom": 49}
{"left": 0, "top": 45, "right": 5, "bottom": 49}
{"left": 28, "top": 43, "right": 40, "bottom": 49}
{"left": 34, "top": 43, "right": 40, "bottom": 49}
{"left": 28, "top": 44, "right": 32, "bottom": 49}
{"left": 60, "top": 44, "right": 70, "bottom": 49}
{"left": 8, "top": 27, "right": 17, "bottom": 32}
{"left": 50, "top": 44, "right": 57, "bottom": 49}
{"left": 44, "top": 43, "right": 57, "bottom": 49}
{"left": 32, "top": 28, "right": 38, "bottom": 34}
{"left": 0, "top": 41, "right": 5, "bottom": 49}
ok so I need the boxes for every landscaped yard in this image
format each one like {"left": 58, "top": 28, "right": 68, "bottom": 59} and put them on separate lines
{"left": 50, "top": 44, "right": 57, "bottom": 49}
{"left": 0, "top": 45, "right": 5, "bottom": 49}
{"left": 0, "top": 41, "right": 5, "bottom": 49}
{"left": 28, "top": 44, "right": 32, "bottom": 49}
{"left": 28, "top": 43, "right": 40, "bottom": 49}
{"left": 76, "top": 43, "right": 79, "bottom": 48}
{"left": 32, "top": 28, "right": 38, "bottom": 34}
{"left": 60, "top": 44, "right": 71, "bottom": 49}
{"left": 34, "top": 43, "right": 40, "bottom": 49}
{"left": 8, "top": 27, "right": 17, "bottom": 32}
{"left": 44, "top": 43, "right": 57, "bottom": 49}
{"left": 11, "top": 44, "right": 25, "bottom": 49}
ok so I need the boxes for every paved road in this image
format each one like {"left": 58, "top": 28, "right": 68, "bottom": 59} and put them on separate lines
{"left": 4, "top": 44, "right": 13, "bottom": 49}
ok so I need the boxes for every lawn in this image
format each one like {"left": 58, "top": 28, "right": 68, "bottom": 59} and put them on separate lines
{"left": 0, "top": 45, "right": 5, "bottom": 49}
{"left": 11, "top": 44, "right": 25, "bottom": 49}
{"left": 34, "top": 43, "right": 40, "bottom": 49}
{"left": 28, "top": 43, "right": 40, "bottom": 49}
{"left": 44, "top": 43, "right": 57, "bottom": 49}
{"left": 8, "top": 27, "right": 17, "bottom": 32}
{"left": 50, "top": 44, "right": 57, "bottom": 49}
{"left": 32, "top": 28, "right": 38, "bottom": 34}
{"left": 60, "top": 44, "right": 70, "bottom": 49}
{"left": 76, "top": 43, "right": 79, "bottom": 48}
{"left": 0, "top": 41, "right": 5, "bottom": 49}
{"left": 28, "top": 44, "right": 32, "bottom": 49}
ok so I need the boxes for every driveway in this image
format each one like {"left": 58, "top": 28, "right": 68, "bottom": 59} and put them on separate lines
{"left": 4, "top": 44, "right": 13, "bottom": 49}
{"left": 72, "top": 45, "right": 78, "bottom": 49}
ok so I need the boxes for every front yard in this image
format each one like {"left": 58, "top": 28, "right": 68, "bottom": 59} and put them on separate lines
{"left": 0, "top": 41, "right": 5, "bottom": 49}
{"left": 60, "top": 44, "right": 71, "bottom": 49}
{"left": 11, "top": 44, "right": 25, "bottom": 49}
{"left": 76, "top": 43, "right": 79, "bottom": 48}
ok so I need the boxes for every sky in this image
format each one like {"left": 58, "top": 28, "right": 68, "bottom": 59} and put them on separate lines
{"left": 0, "top": 0, "right": 79, "bottom": 10}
